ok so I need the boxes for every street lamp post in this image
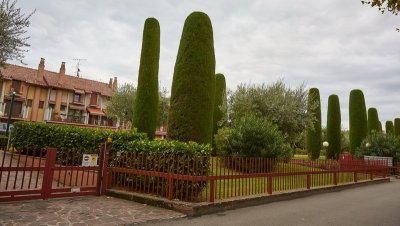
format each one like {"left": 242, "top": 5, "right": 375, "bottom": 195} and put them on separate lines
{"left": 6, "top": 89, "right": 16, "bottom": 136}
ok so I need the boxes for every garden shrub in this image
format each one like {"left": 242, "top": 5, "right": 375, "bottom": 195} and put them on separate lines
{"left": 306, "top": 88, "right": 322, "bottom": 159}
{"left": 133, "top": 18, "right": 160, "bottom": 139}
{"left": 386, "top": 121, "right": 394, "bottom": 134}
{"left": 168, "top": 12, "right": 216, "bottom": 144}
{"left": 367, "top": 108, "right": 381, "bottom": 134}
{"left": 110, "top": 139, "right": 211, "bottom": 201}
{"left": 349, "top": 89, "right": 368, "bottom": 154}
{"left": 326, "top": 94, "right": 341, "bottom": 159}
{"left": 355, "top": 132, "right": 400, "bottom": 161}
{"left": 394, "top": 118, "right": 400, "bottom": 136}
{"left": 10, "top": 121, "right": 146, "bottom": 153}
{"left": 214, "top": 115, "right": 291, "bottom": 159}
{"left": 212, "top": 73, "right": 227, "bottom": 146}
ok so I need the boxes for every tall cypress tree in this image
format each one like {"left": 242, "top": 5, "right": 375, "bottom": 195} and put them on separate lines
{"left": 349, "top": 89, "right": 367, "bottom": 154}
{"left": 367, "top": 108, "right": 380, "bottom": 134}
{"left": 168, "top": 12, "right": 216, "bottom": 144}
{"left": 386, "top": 121, "right": 394, "bottom": 135}
{"left": 212, "top": 73, "right": 227, "bottom": 138}
{"left": 306, "top": 88, "right": 321, "bottom": 159}
{"left": 132, "top": 18, "right": 160, "bottom": 140}
{"left": 326, "top": 95, "right": 341, "bottom": 159}
{"left": 394, "top": 118, "right": 400, "bottom": 136}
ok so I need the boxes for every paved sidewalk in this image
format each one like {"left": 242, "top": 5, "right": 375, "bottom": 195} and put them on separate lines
{"left": 144, "top": 178, "right": 400, "bottom": 226}
{"left": 0, "top": 196, "right": 185, "bottom": 226}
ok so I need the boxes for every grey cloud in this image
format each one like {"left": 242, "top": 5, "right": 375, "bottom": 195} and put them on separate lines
{"left": 12, "top": 0, "right": 400, "bottom": 129}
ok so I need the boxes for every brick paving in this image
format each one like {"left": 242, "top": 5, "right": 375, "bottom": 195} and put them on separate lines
{"left": 0, "top": 196, "right": 185, "bottom": 226}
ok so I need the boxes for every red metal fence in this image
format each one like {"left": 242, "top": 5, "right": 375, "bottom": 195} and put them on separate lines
{"left": 107, "top": 154, "right": 391, "bottom": 203}
{"left": 0, "top": 143, "right": 110, "bottom": 202}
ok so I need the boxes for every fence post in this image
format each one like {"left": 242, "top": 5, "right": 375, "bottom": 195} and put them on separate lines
{"left": 168, "top": 178, "right": 174, "bottom": 200}
{"left": 209, "top": 180, "right": 215, "bottom": 202}
{"left": 354, "top": 171, "right": 358, "bottom": 183}
{"left": 333, "top": 172, "right": 337, "bottom": 185}
{"left": 42, "top": 148, "right": 57, "bottom": 200}
{"left": 97, "top": 142, "right": 111, "bottom": 196}
{"left": 267, "top": 176, "right": 272, "bottom": 194}
{"left": 370, "top": 170, "right": 373, "bottom": 180}
{"left": 306, "top": 174, "right": 311, "bottom": 189}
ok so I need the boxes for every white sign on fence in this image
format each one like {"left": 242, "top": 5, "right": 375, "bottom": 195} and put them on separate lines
{"left": 82, "top": 154, "right": 98, "bottom": 166}
{"left": 364, "top": 156, "right": 392, "bottom": 167}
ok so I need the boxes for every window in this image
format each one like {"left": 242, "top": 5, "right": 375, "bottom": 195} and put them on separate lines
{"left": 39, "top": 101, "right": 44, "bottom": 109}
{"left": 74, "top": 94, "right": 81, "bottom": 103}
{"left": 11, "top": 80, "right": 22, "bottom": 94}
{"left": 27, "top": 99, "right": 32, "bottom": 107}
{"left": 5, "top": 100, "right": 22, "bottom": 118}
{"left": 90, "top": 93, "right": 98, "bottom": 105}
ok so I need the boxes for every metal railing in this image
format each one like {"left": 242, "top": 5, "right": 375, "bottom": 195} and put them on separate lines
{"left": 107, "top": 154, "right": 390, "bottom": 203}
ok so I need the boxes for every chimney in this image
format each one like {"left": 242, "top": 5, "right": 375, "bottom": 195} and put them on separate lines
{"left": 36, "top": 58, "right": 45, "bottom": 81}
{"left": 112, "top": 77, "right": 118, "bottom": 91}
{"left": 58, "top": 62, "right": 66, "bottom": 85}
{"left": 108, "top": 78, "right": 113, "bottom": 88}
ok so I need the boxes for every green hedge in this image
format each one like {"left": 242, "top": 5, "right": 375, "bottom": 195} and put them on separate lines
{"left": 10, "top": 121, "right": 147, "bottom": 153}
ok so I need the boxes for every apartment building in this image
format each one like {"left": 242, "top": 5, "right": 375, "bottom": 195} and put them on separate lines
{"left": 0, "top": 58, "right": 117, "bottom": 129}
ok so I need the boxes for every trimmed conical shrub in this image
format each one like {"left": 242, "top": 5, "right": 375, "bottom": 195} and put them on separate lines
{"left": 386, "top": 121, "right": 394, "bottom": 134}
{"left": 306, "top": 88, "right": 321, "bottom": 159}
{"left": 326, "top": 95, "right": 341, "bottom": 159}
{"left": 212, "top": 73, "right": 227, "bottom": 138}
{"left": 378, "top": 121, "right": 382, "bottom": 132}
{"left": 367, "top": 108, "right": 380, "bottom": 134}
{"left": 133, "top": 18, "right": 160, "bottom": 140}
{"left": 349, "top": 89, "right": 367, "bottom": 154}
{"left": 168, "top": 12, "right": 216, "bottom": 144}
{"left": 394, "top": 118, "right": 400, "bottom": 136}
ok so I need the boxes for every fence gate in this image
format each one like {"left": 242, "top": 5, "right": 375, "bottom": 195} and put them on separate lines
{"left": 0, "top": 143, "right": 110, "bottom": 202}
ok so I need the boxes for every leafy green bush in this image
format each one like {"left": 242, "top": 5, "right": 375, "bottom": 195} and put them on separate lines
{"left": 355, "top": 132, "right": 400, "bottom": 161}
{"left": 10, "top": 121, "right": 146, "bottom": 153}
{"left": 214, "top": 115, "right": 291, "bottom": 159}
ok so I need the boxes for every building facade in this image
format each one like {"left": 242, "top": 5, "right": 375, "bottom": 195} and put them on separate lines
{"left": 0, "top": 58, "right": 117, "bottom": 129}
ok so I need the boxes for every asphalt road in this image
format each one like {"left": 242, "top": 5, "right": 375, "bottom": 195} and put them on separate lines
{"left": 143, "top": 179, "right": 400, "bottom": 226}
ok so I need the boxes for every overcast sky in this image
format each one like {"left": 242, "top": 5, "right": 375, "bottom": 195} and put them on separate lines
{"left": 11, "top": 0, "right": 400, "bottom": 129}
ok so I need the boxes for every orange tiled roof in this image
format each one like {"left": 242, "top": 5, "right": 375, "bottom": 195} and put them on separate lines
{"left": 0, "top": 64, "right": 113, "bottom": 96}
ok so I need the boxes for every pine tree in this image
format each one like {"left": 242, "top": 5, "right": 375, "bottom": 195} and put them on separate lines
{"left": 326, "top": 95, "right": 341, "bottom": 159}
{"left": 385, "top": 121, "right": 394, "bottom": 135}
{"left": 306, "top": 88, "right": 321, "bottom": 159}
{"left": 212, "top": 73, "right": 227, "bottom": 139}
{"left": 132, "top": 18, "right": 160, "bottom": 139}
{"left": 367, "top": 108, "right": 380, "bottom": 134}
{"left": 394, "top": 118, "right": 400, "bottom": 137}
{"left": 168, "top": 12, "right": 216, "bottom": 144}
{"left": 349, "top": 89, "right": 367, "bottom": 154}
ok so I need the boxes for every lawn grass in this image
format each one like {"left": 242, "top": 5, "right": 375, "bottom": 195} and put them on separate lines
{"left": 200, "top": 157, "right": 370, "bottom": 201}
{"left": 294, "top": 154, "right": 326, "bottom": 160}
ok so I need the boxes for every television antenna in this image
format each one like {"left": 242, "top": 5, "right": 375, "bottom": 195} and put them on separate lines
{"left": 73, "top": 58, "right": 87, "bottom": 78}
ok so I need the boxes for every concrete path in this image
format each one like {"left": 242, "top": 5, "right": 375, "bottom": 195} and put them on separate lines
{"left": 143, "top": 178, "right": 400, "bottom": 226}
{"left": 0, "top": 196, "right": 184, "bottom": 226}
